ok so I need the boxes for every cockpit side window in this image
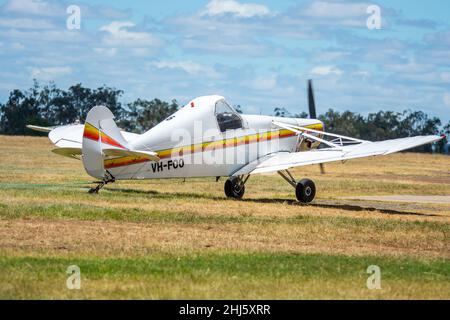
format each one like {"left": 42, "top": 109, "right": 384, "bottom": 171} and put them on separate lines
{"left": 215, "top": 100, "right": 243, "bottom": 132}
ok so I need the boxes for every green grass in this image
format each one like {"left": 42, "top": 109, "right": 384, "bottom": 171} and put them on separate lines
{"left": 1, "top": 252, "right": 448, "bottom": 299}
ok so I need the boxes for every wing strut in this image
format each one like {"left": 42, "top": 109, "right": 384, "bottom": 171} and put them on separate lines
{"left": 273, "top": 120, "right": 366, "bottom": 149}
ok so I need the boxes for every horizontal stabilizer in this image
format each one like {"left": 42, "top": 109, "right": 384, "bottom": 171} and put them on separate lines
{"left": 103, "top": 149, "right": 160, "bottom": 162}
{"left": 26, "top": 125, "right": 55, "bottom": 133}
{"left": 52, "top": 147, "right": 82, "bottom": 159}
{"left": 51, "top": 147, "right": 159, "bottom": 163}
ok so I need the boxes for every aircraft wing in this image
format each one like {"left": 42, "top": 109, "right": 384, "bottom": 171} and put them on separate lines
{"left": 233, "top": 135, "right": 442, "bottom": 176}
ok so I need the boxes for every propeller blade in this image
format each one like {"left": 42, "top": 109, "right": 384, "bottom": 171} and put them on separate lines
{"left": 308, "top": 80, "right": 324, "bottom": 173}
{"left": 308, "top": 79, "right": 317, "bottom": 119}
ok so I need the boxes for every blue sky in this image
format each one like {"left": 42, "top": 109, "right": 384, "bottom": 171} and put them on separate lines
{"left": 0, "top": 0, "right": 449, "bottom": 122}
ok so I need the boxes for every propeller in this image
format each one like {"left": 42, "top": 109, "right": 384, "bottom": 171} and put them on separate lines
{"left": 308, "top": 80, "right": 317, "bottom": 119}
{"left": 307, "top": 79, "right": 325, "bottom": 174}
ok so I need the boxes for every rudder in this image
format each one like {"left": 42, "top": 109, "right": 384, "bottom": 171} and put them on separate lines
{"left": 82, "top": 106, "right": 129, "bottom": 179}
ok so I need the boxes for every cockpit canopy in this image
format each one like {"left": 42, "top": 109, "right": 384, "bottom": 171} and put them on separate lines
{"left": 214, "top": 99, "right": 243, "bottom": 132}
{"left": 131, "top": 95, "right": 245, "bottom": 150}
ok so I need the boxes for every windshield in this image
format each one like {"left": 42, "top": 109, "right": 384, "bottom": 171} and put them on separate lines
{"left": 215, "top": 99, "right": 243, "bottom": 132}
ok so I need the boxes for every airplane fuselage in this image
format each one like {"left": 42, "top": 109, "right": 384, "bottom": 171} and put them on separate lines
{"left": 105, "top": 96, "right": 323, "bottom": 180}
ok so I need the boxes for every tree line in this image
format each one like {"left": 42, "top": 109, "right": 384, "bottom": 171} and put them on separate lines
{"left": 0, "top": 81, "right": 179, "bottom": 135}
{"left": 0, "top": 81, "right": 448, "bottom": 153}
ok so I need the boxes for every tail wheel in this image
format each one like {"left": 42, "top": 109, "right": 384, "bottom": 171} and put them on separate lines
{"left": 224, "top": 177, "right": 245, "bottom": 199}
{"left": 295, "top": 178, "right": 316, "bottom": 203}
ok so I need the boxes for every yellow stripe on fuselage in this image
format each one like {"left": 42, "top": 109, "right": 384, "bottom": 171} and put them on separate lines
{"left": 104, "top": 124, "right": 323, "bottom": 169}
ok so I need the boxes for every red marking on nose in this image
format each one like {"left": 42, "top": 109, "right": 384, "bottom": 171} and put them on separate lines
{"left": 191, "top": 102, "right": 195, "bottom": 108}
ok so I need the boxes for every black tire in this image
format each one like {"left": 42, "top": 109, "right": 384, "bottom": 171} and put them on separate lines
{"left": 224, "top": 177, "right": 245, "bottom": 199}
{"left": 295, "top": 179, "right": 316, "bottom": 203}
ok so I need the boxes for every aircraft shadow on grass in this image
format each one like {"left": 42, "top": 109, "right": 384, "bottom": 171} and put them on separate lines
{"left": 102, "top": 186, "right": 439, "bottom": 218}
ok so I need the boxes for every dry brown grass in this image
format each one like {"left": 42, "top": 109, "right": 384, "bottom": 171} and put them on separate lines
{"left": 0, "top": 215, "right": 448, "bottom": 259}
{"left": 0, "top": 135, "right": 449, "bottom": 299}
{"left": 1, "top": 135, "right": 450, "bottom": 257}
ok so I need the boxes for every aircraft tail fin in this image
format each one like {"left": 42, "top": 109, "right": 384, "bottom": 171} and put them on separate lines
{"left": 82, "top": 106, "right": 159, "bottom": 179}
{"left": 82, "top": 106, "right": 129, "bottom": 179}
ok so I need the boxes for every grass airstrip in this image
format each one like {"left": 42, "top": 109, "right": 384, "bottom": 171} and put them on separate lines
{"left": 0, "top": 135, "right": 449, "bottom": 299}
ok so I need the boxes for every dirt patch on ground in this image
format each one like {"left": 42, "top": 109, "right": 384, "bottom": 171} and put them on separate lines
{"left": 333, "top": 173, "right": 450, "bottom": 185}
{"left": 340, "top": 195, "right": 450, "bottom": 205}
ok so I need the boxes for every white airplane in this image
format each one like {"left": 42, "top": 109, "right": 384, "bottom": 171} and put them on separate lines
{"left": 28, "top": 81, "right": 443, "bottom": 203}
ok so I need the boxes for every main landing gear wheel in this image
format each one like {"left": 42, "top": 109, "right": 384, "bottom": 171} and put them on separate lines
{"left": 295, "top": 178, "right": 316, "bottom": 203}
{"left": 224, "top": 176, "right": 246, "bottom": 199}
{"left": 277, "top": 170, "right": 316, "bottom": 204}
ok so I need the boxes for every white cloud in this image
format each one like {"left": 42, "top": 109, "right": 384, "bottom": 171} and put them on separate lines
{"left": 353, "top": 70, "right": 370, "bottom": 79}
{"left": 440, "top": 72, "right": 450, "bottom": 83}
{"left": 182, "top": 36, "right": 269, "bottom": 56}
{"left": 424, "top": 31, "right": 450, "bottom": 47}
{"left": 29, "top": 66, "right": 72, "bottom": 80}
{"left": 381, "top": 59, "right": 450, "bottom": 85}
{"left": 202, "top": 0, "right": 271, "bottom": 18}
{"left": 153, "top": 60, "right": 220, "bottom": 78}
{"left": 79, "top": 4, "right": 131, "bottom": 20}
{"left": 130, "top": 48, "right": 154, "bottom": 57}
{"left": 11, "top": 42, "right": 25, "bottom": 50}
{"left": 3, "top": 28, "right": 85, "bottom": 43}
{"left": 384, "top": 59, "right": 430, "bottom": 73}
{"left": 93, "top": 47, "right": 117, "bottom": 57}
{"left": 312, "top": 50, "right": 349, "bottom": 62}
{"left": 0, "top": 17, "right": 55, "bottom": 29}
{"left": 2, "top": 0, "right": 131, "bottom": 20}
{"left": 444, "top": 93, "right": 450, "bottom": 108}
{"left": 247, "top": 74, "right": 277, "bottom": 90}
{"left": 299, "top": 1, "right": 373, "bottom": 27}
{"left": 100, "top": 21, "right": 162, "bottom": 48}
{"left": 3, "top": 0, "right": 63, "bottom": 16}
{"left": 310, "top": 66, "right": 342, "bottom": 76}
{"left": 303, "top": 1, "right": 370, "bottom": 19}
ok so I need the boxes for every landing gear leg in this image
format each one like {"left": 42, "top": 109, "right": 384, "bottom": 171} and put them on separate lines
{"left": 224, "top": 175, "right": 250, "bottom": 199}
{"left": 88, "top": 171, "right": 115, "bottom": 194}
{"left": 277, "top": 170, "right": 316, "bottom": 203}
